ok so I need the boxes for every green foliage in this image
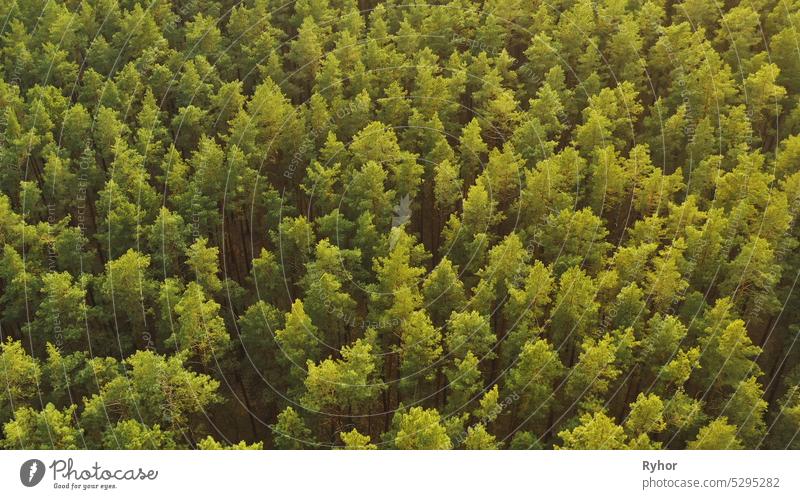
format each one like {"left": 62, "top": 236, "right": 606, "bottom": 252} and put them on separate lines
{"left": 303, "top": 334, "right": 384, "bottom": 414}
{"left": 271, "top": 407, "right": 314, "bottom": 450}
{"left": 557, "top": 412, "right": 628, "bottom": 450}
{"left": 2, "top": 403, "right": 82, "bottom": 449}
{"left": 170, "top": 283, "right": 230, "bottom": 363}
{"left": 464, "top": 424, "right": 500, "bottom": 450}
{"left": 81, "top": 350, "right": 221, "bottom": 442}
{"left": 196, "top": 436, "right": 263, "bottom": 450}
{"left": 340, "top": 429, "right": 377, "bottom": 450}
{"left": 0, "top": 339, "right": 41, "bottom": 416}
{"left": 394, "top": 407, "right": 452, "bottom": 450}
{"left": 0, "top": 0, "right": 796, "bottom": 451}
{"left": 103, "top": 420, "right": 177, "bottom": 450}
{"left": 688, "top": 418, "right": 745, "bottom": 450}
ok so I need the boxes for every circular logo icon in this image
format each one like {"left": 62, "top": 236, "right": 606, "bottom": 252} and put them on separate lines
{"left": 20, "top": 459, "right": 45, "bottom": 487}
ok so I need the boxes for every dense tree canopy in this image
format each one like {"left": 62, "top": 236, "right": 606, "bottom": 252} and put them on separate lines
{"left": 1, "top": 0, "right": 800, "bottom": 450}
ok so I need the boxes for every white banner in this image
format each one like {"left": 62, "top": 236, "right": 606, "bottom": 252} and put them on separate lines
{"left": 1, "top": 451, "right": 798, "bottom": 498}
